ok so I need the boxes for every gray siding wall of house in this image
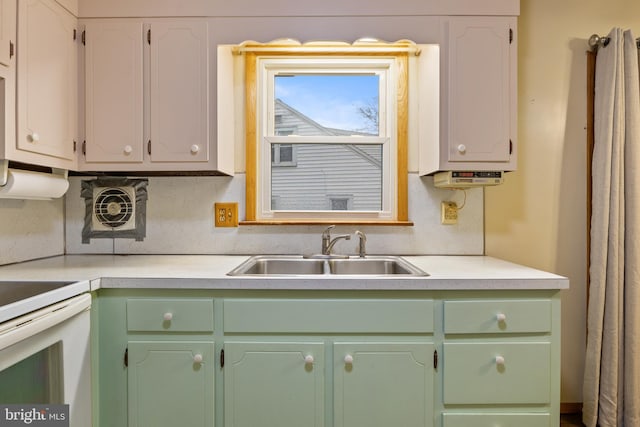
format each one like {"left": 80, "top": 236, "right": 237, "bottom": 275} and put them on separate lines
{"left": 271, "top": 100, "right": 382, "bottom": 211}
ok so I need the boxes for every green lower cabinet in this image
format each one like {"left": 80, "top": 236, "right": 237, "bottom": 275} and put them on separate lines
{"left": 334, "top": 342, "right": 434, "bottom": 427}
{"left": 443, "top": 342, "right": 551, "bottom": 405}
{"left": 442, "top": 413, "right": 551, "bottom": 427}
{"left": 224, "top": 341, "right": 325, "bottom": 427}
{"left": 128, "top": 341, "right": 215, "bottom": 427}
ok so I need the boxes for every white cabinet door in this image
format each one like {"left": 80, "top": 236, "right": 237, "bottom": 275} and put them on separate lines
{"left": 84, "top": 21, "right": 143, "bottom": 163}
{"left": 0, "top": 0, "right": 15, "bottom": 67}
{"left": 149, "top": 21, "right": 208, "bottom": 163}
{"left": 17, "top": 0, "right": 77, "bottom": 165}
{"left": 444, "top": 16, "right": 516, "bottom": 170}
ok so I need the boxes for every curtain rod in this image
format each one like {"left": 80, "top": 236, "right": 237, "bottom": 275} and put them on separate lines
{"left": 589, "top": 34, "right": 640, "bottom": 51}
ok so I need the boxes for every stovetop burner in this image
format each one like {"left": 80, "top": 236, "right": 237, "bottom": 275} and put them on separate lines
{"left": 0, "top": 281, "right": 75, "bottom": 307}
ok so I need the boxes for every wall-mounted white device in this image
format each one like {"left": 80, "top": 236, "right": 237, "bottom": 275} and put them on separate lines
{"left": 433, "top": 171, "right": 503, "bottom": 189}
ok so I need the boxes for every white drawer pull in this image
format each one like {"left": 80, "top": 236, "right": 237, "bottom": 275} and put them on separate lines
{"left": 304, "top": 355, "right": 314, "bottom": 365}
{"left": 163, "top": 312, "right": 173, "bottom": 321}
{"left": 124, "top": 145, "right": 133, "bottom": 155}
{"left": 457, "top": 144, "right": 466, "bottom": 153}
{"left": 190, "top": 144, "right": 200, "bottom": 154}
{"left": 495, "top": 355, "right": 505, "bottom": 366}
{"left": 29, "top": 132, "right": 40, "bottom": 142}
{"left": 496, "top": 313, "right": 507, "bottom": 322}
{"left": 193, "top": 354, "right": 203, "bottom": 364}
{"left": 344, "top": 354, "right": 354, "bottom": 365}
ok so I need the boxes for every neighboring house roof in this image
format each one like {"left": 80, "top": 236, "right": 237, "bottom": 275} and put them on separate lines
{"left": 274, "top": 98, "right": 380, "bottom": 167}
{"left": 275, "top": 98, "right": 375, "bottom": 136}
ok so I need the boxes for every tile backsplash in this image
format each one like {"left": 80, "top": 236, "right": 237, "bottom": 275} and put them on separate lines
{"left": 0, "top": 198, "right": 65, "bottom": 265}
{"left": 64, "top": 173, "right": 483, "bottom": 256}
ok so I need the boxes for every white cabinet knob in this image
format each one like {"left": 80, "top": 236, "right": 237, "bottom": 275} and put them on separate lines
{"left": 163, "top": 312, "right": 173, "bottom": 321}
{"left": 193, "top": 354, "right": 203, "bottom": 364}
{"left": 495, "top": 356, "right": 505, "bottom": 366}
{"left": 190, "top": 144, "right": 200, "bottom": 154}
{"left": 29, "top": 132, "right": 40, "bottom": 142}
{"left": 304, "top": 355, "right": 314, "bottom": 365}
{"left": 124, "top": 145, "right": 133, "bottom": 155}
{"left": 496, "top": 313, "right": 506, "bottom": 322}
{"left": 344, "top": 354, "right": 354, "bottom": 365}
{"left": 457, "top": 144, "right": 466, "bottom": 153}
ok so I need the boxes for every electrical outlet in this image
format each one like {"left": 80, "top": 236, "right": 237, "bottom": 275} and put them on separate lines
{"left": 214, "top": 202, "right": 238, "bottom": 227}
{"left": 441, "top": 201, "right": 458, "bottom": 225}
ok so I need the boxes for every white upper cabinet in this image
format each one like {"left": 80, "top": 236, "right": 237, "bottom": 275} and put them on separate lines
{"left": 80, "top": 18, "right": 220, "bottom": 172}
{"left": 14, "top": 0, "right": 77, "bottom": 169}
{"left": 421, "top": 16, "right": 517, "bottom": 174}
{"left": 149, "top": 21, "right": 208, "bottom": 163}
{"left": 83, "top": 20, "right": 143, "bottom": 164}
{"left": 0, "top": 0, "right": 15, "bottom": 67}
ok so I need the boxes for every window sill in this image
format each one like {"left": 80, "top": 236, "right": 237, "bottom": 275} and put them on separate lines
{"left": 238, "top": 220, "right": 414, "bottom": 226}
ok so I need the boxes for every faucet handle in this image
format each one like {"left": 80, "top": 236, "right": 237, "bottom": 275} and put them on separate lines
{"left": 354, "top": 230, "right": 367, "bottom": 257}
{"left": 322, "top": 225, "right": 335, "bottom": 237}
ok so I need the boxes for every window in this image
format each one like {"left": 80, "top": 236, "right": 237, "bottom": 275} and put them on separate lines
{"left": 271, "top": 143, "right": 297, "bottom": 166}
{"left": 236, "top": 40, "right": 419, "bottom": 224}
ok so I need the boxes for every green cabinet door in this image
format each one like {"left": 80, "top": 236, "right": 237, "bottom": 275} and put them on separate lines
{"left": 128, "top": 341, "right": 215, "bottom": 427}
{"left": 334, "top": 342, "right": 434, "bottom": 427}
{"left": 224, "top": 341, "right": 325, "bottom": 427}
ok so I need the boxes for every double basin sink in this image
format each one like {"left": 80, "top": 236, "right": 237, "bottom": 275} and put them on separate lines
{"left": 227, "top": 255, "right": 428, "bottom": 277}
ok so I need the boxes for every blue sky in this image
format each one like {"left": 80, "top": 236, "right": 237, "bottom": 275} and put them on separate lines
{"left": 275, "top": 74, "right": 379, "bottom": 133}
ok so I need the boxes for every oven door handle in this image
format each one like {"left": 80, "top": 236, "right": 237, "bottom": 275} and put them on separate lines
{"left": 0, "top": 293, "right": 91, "bottom": 351}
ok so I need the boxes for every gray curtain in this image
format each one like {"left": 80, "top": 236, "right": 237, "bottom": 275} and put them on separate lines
{"left": 583, "top": 28, "right": 640, "bottom": 427}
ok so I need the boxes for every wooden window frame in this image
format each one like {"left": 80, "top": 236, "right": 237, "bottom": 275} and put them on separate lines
{"left": 239, "top": 40, "right": 414, "bottom": 225}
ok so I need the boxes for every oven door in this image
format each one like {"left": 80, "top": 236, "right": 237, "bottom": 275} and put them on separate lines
{"left": 0, "top": 293, "right": 92, "bottom": 426}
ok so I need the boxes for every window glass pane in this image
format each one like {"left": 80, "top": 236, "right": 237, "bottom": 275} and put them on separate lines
{"left": 271, "top": 143, "right": 382, "bottom": 211}
{"left": 274, "top": 74, "right": 379, "bottom": 136}
{"left": 279, "top": 144, "right": 293, "bottom": 162}
{"left": 330, "top": 198, "right": 349, "bottom": 210}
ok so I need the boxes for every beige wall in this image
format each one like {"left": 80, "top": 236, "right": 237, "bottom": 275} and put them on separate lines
{"left": 485, "top": 0, "right": 640, "bottom": 404}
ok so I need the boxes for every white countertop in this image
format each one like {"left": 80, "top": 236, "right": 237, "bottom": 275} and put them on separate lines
{"left": 0, "top": 254, "right": 568, "bottom": 322}
{"left": 0, "top": 254, "right": 569, "bottom": 291}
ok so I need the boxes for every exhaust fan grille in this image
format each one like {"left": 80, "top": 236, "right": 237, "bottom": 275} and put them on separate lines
{"left": 92, "top": 186, "right": 136, "bottom": 231}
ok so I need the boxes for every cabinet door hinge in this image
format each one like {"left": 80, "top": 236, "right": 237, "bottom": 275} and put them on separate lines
{"left": 147, "top": 140, "right": 151, "bottom": 155}
{"left": 147, "top": 29, "right": 151, "bottom": 45}
{"left": 509, "top": 139, "right": 513, "bottom": 155}
{"left": 73, "top": 140, "right": 77, "bottom": 153}
{"left": 82, "top": 30, "right": 86, "bottom": 46}
{"left": 82, "top": 140, "right": 86, "bottom": 156}
{"left": 124, "top": 348, "right": 129, "bottom": 367}
{"left": 220, "top": 348, "right": 225, "bottom": 368}
{"left": 509, "top": 28, "right": 513, "bottom": 44}
{"left": 433, "top": 349, "right": 438, "bottom": 370}
{"left": 73, "top": 29, "right": 76, "bottom": 41}
{"left": 9, "top": 41, "right": 13, "bottom": 58}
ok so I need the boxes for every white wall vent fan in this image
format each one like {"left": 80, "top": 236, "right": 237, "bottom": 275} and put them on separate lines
{"left": 92, "top": 186, "right": 136, "bottom": 231}
{"left": 81, "top": 178, "right": 148, "bottom": 243}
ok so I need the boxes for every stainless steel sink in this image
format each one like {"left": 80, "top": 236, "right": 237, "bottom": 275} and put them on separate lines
{"left": 227, "top": 255, "right": 428, "bottom": 277}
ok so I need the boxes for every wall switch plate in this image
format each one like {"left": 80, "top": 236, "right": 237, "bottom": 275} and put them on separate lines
{"left": 214, "top": 202, "right": 239, "bottom": 227}
{"left": 441, "top": 201, "right": 458, "bottom": 225}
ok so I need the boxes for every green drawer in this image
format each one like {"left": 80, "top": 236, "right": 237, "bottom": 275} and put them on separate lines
{"left": 443, "top": 299, "right": 551, "bottom": 334}
{"left": 127, "top": 298, "right": 214, "bottom": 332}
{"left": 442, "top": 413, "right": 551, "bottom": 427}
{"left": 443, "top": 342, "right": 551, "bottom": 404}
{"left": 223, "top": 299, "right": 434, "bottom": 333}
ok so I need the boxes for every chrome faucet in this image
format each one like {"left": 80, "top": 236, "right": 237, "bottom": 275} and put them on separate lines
{"left": 354, "top": 230, "right": 367, "bottom": 257}
{"left": 321, "top": 225, "right": 351, "bottom": 255}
